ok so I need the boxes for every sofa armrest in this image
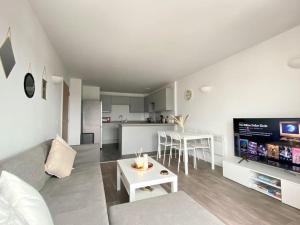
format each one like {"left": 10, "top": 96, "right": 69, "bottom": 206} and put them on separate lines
{"left": 72, "top": 144, "right": 100, "bottom": 166}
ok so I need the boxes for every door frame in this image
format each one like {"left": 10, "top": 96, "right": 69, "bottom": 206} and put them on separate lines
{"left": 62, "top": 81, "right": 69, "bottom": 142}
{"left": 52, "top": 76, "right": 69, "bottom": 141}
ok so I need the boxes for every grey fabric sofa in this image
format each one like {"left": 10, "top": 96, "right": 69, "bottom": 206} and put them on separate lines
{"left": 109, "top": 191, "right": 225, "bottom": 225}
{"left": 0, "top": 140, "right": 109, "bottom": 225}
{"left": 0, "top": 140, "right": 225, "bottom": 225}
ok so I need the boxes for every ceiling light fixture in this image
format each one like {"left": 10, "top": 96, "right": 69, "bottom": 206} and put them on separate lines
{"left": 200, "top": 86, "right": 212, "bottom": 93}
{"left": 287, "top": 57, "right": 300, "bottom": 69}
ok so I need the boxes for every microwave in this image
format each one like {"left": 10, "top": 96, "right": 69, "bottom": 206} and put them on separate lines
{"left": 102, "top": 117, "right": 111, "bottom": 123}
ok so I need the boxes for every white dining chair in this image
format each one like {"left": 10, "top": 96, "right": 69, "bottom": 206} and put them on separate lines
{"left": 157, "top": 131, "right": 172, "bottom": 165}
{"left": 193, "top": 138, "right": 211, "bottom": 161}
{"left": 167, "top": 133, "right": 180, "bottom": 163}
{"left": 168, "top": 133, "right": 197, "bottom": 172}
{"left": 184, "top": 127, "right": 197, "bottom": 133}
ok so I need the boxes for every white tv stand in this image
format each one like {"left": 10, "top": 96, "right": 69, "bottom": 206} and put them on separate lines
{"left": 223, "top": 157, "right": 300, "bottom": 209}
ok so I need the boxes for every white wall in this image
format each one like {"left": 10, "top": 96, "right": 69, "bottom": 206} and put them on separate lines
{"left": 0, "top": 0, "right": 68, "bottom": 159}
{"left": 68, "top": 78, "right": 82, "bottom": 145}
{"left": 177, "top": 26, "right": 300, "bottom": 165}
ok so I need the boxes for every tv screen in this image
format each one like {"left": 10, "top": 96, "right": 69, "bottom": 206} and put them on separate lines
{"left": 234, "top": 118, "right": 300, "bottom": 173}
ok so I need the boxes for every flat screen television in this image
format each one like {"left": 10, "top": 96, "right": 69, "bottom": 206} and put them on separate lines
{"left": 234, "top": 118, "right": 300, "bottom": 173}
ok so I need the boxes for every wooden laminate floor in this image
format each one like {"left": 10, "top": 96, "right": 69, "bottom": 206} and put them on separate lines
{"left": 100, "top": 144, "right": 121, "bottom": 162}
{"left": 100, "top": 157, "right": 300, "bottom": 225}
{"left": 100, "top": 144, "right": 158, "bottom": 162}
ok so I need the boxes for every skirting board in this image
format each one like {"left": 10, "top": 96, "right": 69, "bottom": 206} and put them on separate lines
{"left": 102, "top": 139, "right": 118, "bottom": 144}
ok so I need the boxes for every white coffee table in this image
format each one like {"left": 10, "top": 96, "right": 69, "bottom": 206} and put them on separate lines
{"left": 117, "top": 157, "right": 178, "bottom": 202}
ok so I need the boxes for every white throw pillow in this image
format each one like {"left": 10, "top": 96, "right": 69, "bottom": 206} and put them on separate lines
{"left": 45, "top": 139, "right": 77, "bottom": 178}
{"left": 0, "top": 196, "right": 28, "bottom": 225}
{"left": 0, "top": 171, "right": 53, "bottom": 225}
{"left": 56, "top": 134, "right": 71, "bottom": 150}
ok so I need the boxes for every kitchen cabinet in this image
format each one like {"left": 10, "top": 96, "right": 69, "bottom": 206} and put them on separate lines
{"left": 112, "top": 96, "right": 129, "bottom": 105}
{"left": 102, "top": 123, "right": 119, "bottom": 144}
{"left": 101, "top": 95, "right": 112, "bottom": 112}
{"left": 153, "top": 91, "right": 163, "bottom": 112}
{"left": 129, "top": 97, "right": 144, "bottom": 113}
{"left": 165, "top": 87, "right": 174, "bottom": 111}
{"left": 101, "top": 89, "right": 173, "bottom": 114}
{"left": 146, "top": 93, "right": 155, "bottom": 112}
{"left": 146, "top": 87, "right": 174, "bottom": 112}
{"left": 120, "top": 123, "right": 175, "bottom": 155}
{"left": 144, "top": 96, "right": 149, "bottom": 112}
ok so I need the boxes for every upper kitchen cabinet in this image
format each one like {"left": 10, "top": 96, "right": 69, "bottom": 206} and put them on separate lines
{"left": 129, "top": 97, "right": 144, "bottom": 113}
{"left": 153, "top": 91, "right": 163, "bottom": 111}
{"left": 112, "top": 96, "right": 129, "bottom": 105}
{"left": 162, "top": 87, "right": 174, "bottom": 111}
{"left": 101, "top": 95, "right": 112, "bottom": 112}
{"left": 101, "top": 88, "right": 173, "bottom": 113}
{"left": 144, "top": 95, "right": 149, "bottom": 112}
{"left": 147, "top": 87, "right": 174, "bottom": 112}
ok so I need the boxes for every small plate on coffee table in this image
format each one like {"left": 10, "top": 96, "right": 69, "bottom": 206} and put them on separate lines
{"left": 160, "top": 170, "right": 169, "bottom": 175}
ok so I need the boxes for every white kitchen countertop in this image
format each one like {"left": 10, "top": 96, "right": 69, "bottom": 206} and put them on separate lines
{"left": 119, "top": 123, "right": 175, "bottom": 127}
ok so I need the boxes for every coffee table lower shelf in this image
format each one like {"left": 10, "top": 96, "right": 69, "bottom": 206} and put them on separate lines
{"left": 135, "top": 185, "right": 167, "bottom": 201}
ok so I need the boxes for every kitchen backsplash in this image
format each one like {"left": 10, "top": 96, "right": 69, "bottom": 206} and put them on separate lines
{"left": 103, "top": 105, "right": 149, "bottom": 121}
{"left": 150, "top": 111, "right": 174, "bottom": 122}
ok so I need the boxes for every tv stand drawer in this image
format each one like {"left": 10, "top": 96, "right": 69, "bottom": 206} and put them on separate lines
{"left": 282, "top": 179, "right": 300, "bottom": 209}
{"left": 223, "top": 160, "right": 251, "bottom": 187}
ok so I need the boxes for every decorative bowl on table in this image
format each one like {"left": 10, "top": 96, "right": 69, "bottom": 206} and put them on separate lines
{"left": 131, "top": 162, "right": 153, "bottom": 171}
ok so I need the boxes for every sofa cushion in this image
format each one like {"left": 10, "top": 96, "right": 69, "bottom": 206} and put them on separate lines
{"left": 73, "top": 144, "right": 100, "bottom": 167}
{"left": 109, "top": 191, "right": 225, "bottom": 225}
{"left": 0, "top": 141, "right": 52, "bottom": 191}
{"left": 40, "top": 163, "right": 109, "bottom": 225}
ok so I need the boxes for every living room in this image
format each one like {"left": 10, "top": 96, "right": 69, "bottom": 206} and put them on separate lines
{"left": 1, "top": 0, "right": 300, "bottom": 225}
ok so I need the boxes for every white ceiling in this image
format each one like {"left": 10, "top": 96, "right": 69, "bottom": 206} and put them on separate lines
{"left": 29, "top": 0, "right": 300, "bottom": 93}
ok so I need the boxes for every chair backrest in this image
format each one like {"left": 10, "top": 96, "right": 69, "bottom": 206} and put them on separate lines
{"left": 194, "top": 137, "right": 210, "bottom": 148}
{"left": 170, "top": 133, "right": 181, "bottom": 141}
{"left": 184, "top": 128, "right": 195, "bottom": 133}
{"left": 158, "top": 131, "right": 167, "bottom": 138}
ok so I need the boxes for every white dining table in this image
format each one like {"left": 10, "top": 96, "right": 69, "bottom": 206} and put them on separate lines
{"left": 165, "top": 131, "right": 215, "bottom": 175}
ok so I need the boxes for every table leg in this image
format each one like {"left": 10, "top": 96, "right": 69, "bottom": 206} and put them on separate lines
{"left": 183, "top": 138, "right": 188, "bottom": 175}
{"left": 171, "top": 178, "right": 178, "bottom": 192}
{"left": 129, "top": 187, "right": 136, "bottom": 202}
{"left": 117, "top": 164, "right": 121, "bottom": 191}
{"left": 158, "top": 135, "right": 161, "bottom": 159}
{"left": 211, "top": 137, "right": 215, "bottom": 170}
